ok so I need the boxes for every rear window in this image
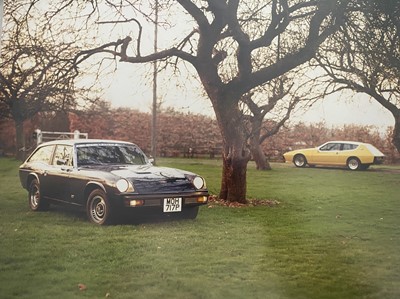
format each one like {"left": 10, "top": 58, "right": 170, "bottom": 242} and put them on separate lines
{"left": 365, "top": 144, "right": 384, "bottom": 156}
{"left": 28, "top": 145, "right": 55, "bottom": 164}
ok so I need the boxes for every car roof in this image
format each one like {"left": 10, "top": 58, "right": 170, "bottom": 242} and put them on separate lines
{"left": 36, "top": 139, "right": 135, "bottom": 147}
{"left": 323, "top": 141, "right": 366, "bottom": 145}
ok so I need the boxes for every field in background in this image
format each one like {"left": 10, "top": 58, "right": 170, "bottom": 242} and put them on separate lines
{"left": 1, "top": 157, "right": 399, "bottom": 299}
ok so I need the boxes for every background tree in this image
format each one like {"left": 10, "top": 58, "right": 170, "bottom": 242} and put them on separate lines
{"left": 316, "top": 0, "right": 400, "bottom": 151}
{"left": 0, "top": 1, "right": 100, "bottom": 159}
{"left": 241, "top": 66, "right": 322, "bottom": 171}
{"left": 241, "top": 79, "right": 296, "bottom": 170}
{"left": 73, "top": 0, "right": 349, "bottom": 203}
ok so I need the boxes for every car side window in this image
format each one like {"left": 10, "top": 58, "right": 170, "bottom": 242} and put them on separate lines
{"left": 342, "top": 143, "right": 358, "bottom": 151}
{"left": 53, "top": 145, "right": 73, "bottom": 166}
{"left": 320, "top": 143, "right": 340, "bottom": 151}
{"left": 28, "top": 145, "right": 55, "bottom": 164}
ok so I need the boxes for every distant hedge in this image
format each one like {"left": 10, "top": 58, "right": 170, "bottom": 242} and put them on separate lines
{"left": 1, "top": 108, "right": 398, "bottom": 163}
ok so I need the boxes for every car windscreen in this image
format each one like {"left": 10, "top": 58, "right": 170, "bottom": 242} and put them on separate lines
{"left": 76, "top": 144, "right": 148, "bottom": 166}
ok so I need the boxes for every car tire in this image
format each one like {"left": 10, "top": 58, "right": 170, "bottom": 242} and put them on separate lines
{"left": 86, "top": 189, "right": 113, "bottom": 225}
{"left": 28, "top": 179, "right": 49, "bottom": 211}
{"left": 293, "top": 154, "right": 307, "bottom": 168}
{"left": 183, "top": 206, "right": 199, "bottom": 219}
{"left": 347, "top": 157, "right": 361, "bottom": 171}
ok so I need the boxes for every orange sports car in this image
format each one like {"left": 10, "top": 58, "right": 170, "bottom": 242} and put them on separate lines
{"left": 283, "top": 141, "right": 385, "bottom": 170}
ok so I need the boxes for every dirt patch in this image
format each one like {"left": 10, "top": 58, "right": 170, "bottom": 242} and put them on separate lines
{"left": 207, "top": 195, "right": 280, "bottom": 208}
{"left": 369, "top": 167, "right": 400, "bottom": 174}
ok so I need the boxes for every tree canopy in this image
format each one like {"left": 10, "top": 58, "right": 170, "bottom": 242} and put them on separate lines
{"left": 1, "top": 0, "right": 102, "bottom": 158}
{"left": 72, "top": 0, "right": 350, "bottom": 202}
{"left": 1, "top": 0, "right": 353, "bottom": 201}
{"left": 316, "top": 0, "right": 400, "bottom": 150}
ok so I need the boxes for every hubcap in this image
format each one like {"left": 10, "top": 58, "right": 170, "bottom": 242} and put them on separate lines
{"left": 30, "top": 187, "right": 39, "bottom": 208}
{"left": 91, "top": 195, "right": 106, "bottom": 222}
{"left": 348, "top": 159, "right": 359, "bottom": 170}
{"left": 294, "top": 156, "right": 305, "bottom": 166}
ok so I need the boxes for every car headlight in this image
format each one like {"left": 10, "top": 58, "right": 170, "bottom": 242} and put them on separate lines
{"left": 192, "top": 176, "right": 206, "bottom": 189}
{"left": 116, "top": 179, "right": 134, "bottom": 193}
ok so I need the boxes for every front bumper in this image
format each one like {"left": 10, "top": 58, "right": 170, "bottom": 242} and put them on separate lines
{"left": 116, "top": 191, "right": 209, "bottom": 208}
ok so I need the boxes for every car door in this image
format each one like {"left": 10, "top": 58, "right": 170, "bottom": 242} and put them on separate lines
{"left": 45, "top": 144, "right": 74, "bottom": 202}
{"left": 26, "top": 145, "right": 56, "bottom": 200}
{"left": 337, "top": 143, "right": 358, "bottom": 165}
{"left": 317, "top": 142, "right": 341, "bottom": 165}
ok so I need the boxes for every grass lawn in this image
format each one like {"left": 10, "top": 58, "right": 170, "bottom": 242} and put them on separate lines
{"left": 0, "top": 157, "right": 399, "bottom": 299}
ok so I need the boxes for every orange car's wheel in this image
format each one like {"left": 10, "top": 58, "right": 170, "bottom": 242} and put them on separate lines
{"left": 347, "top": 157, "right": 361, "bottom": 171}
{"left": 293, "top": 154, "right": 307, "bottom": 168}
{"left": 361, "top": 164, "right": 370, "bottom": 170}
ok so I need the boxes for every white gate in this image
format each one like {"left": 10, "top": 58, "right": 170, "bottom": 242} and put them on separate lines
{"left": 34, "top": 129, "right": 88, "bottom": 145}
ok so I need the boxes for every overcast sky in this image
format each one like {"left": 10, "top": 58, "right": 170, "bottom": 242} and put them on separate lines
{"left": 102, "top": 63, "right": 393, "bottom": 133}
{"left": 292, "top": 93, "right": 392, "bottom": 130}
{"left": 85, "top": 2, "right": 393, "bottom": 133}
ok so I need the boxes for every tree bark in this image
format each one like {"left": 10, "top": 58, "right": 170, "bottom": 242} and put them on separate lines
{"left": 250, "top": 137, "right": 271, "bottom": 170}
{"left": 213, "top": 98, "right": 251, "bottom": 204}
{"left": 220, "top": 147, "right": 249, "bottom": 203}
{"left": 248, "top": 116, "right": 271, "bottom": 171}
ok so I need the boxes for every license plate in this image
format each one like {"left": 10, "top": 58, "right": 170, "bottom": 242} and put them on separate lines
{"left": 163, "top": 197, "right": 182, "bottom": 212}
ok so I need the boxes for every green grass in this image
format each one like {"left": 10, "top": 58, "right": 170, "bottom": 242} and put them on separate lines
{"left": 0, "top": 157, "right": 399, "bottom": 298}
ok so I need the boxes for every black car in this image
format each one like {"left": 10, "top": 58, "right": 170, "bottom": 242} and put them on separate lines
{"left": 19, "top": 139, "right": 209, "bottom": 225}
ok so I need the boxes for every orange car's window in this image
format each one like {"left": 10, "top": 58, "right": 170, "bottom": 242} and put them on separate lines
{"left": 342, "top": 143, "right": 358, "bottom": 151}
{"left": 320, "top": 143, "right": 340, "bottom": 151}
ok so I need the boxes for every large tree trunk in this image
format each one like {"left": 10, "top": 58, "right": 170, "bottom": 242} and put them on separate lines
{"left": 214, "top": 99, "right": 251, "bottom": 204}
{"left": 378, "top": 100, "right": 400, "bottom": 153}
{"left": 219, "top": 146, "right": 249, "bottom": 203}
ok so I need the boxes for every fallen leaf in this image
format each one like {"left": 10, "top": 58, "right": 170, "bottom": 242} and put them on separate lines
{"left": 78, "top": 283, "right": 87, "bottom": 291}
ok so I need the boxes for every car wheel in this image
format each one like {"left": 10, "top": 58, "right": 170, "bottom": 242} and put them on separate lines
{"left": 361, "top": 164, "right": 370, "bottom": 170}
{"left": 347, "top": 157, "right": 361, "bottom": 171}
{"left": 28, "top": 179, "right": 49, "bottom": 211}
{"left": 293, "top": 154, "right": 307, "bottom": 168}
{"left": 87, "top": 189, "right": 113, "bottom": 225}
{"left": 183, "top": 206, "right": 199, "bottom": 219}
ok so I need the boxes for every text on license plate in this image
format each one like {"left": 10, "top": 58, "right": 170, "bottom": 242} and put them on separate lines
{"left": 163, "top": 197, "right": 182, "bottom": 212}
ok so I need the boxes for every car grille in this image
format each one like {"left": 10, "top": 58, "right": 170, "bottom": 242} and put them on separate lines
{"left": 132, "top": 179, "right": 195, "bottom": 194}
